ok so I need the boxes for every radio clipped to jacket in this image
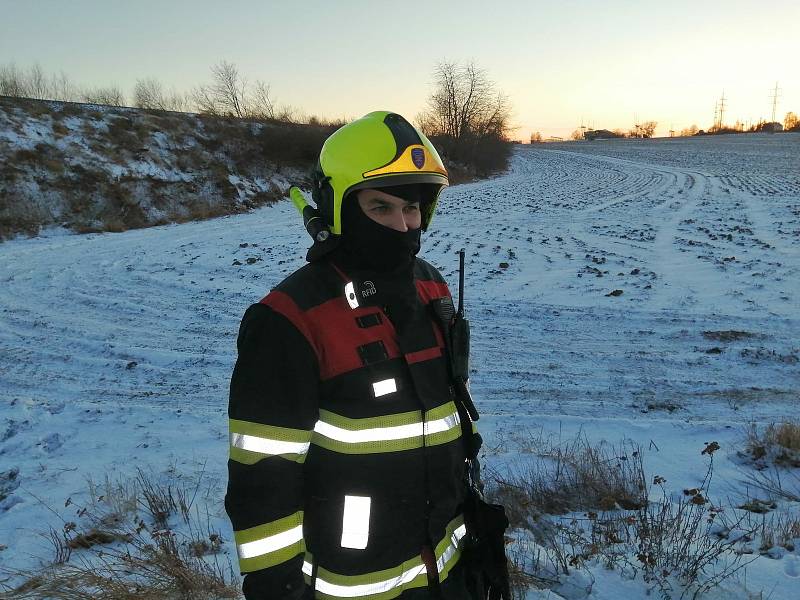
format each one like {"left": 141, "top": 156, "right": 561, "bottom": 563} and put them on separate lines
{"left": 430, "top": 248, "right": 511, "bottom": 600}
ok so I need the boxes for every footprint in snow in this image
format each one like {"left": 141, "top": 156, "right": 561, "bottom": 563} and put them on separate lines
{"left": 40, "top": 432, "right": 64, "bottom": 453}
{"left": 785, "top": 555, "right": 800, "bottom": 578}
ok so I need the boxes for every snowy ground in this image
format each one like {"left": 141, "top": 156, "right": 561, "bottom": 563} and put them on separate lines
{"left": 1, "top": 133, "right": 798, "bottom": 598}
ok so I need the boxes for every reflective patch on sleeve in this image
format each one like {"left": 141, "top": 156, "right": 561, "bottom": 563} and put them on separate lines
{"left": 234, "top": 511, "right": 305, "bottom": 572}
{"left": 341, "top": 495, "right": 371, "bottom": 549}
{"left": 229, "top": 419, "right": 312, "bottom": 464}
{"left": 231, "top": 433, "right": 311, "bottom": 457}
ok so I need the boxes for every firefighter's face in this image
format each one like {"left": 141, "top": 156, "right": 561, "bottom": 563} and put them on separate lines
{"left": 357, "top": 189, "right": 422, "bottom": 232}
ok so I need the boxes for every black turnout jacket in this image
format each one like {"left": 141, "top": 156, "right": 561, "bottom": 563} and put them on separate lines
{"left": 225, "top": 255, "right": 474, "bottom": 600}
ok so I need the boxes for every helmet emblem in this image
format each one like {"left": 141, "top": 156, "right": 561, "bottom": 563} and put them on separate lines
{"left": 411, "top": 148, "right": 425, "bottom": 169}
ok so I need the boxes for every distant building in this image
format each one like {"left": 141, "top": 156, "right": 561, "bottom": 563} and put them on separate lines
{"left": 584, "top": 129, "right": 624, "bottom": 141}
{"left": 761, "top": 122, "right": 784, "bottom": 133}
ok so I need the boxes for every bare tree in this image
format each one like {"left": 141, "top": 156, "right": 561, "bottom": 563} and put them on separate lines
{"left": 680, "top": 124, "right": 699, "bottom": 137}
{"left": 191, "top": 61, "right": 276, "bottom": 119}
{"left": 82, "top": 85, "right": 126, "bottom": 106}
{"left": 0, "top": 63, "right": 27, "bottom": 97}
{"left": 210, "top": 60, "right": 246, "bottom": 117}
{"left": 530, "top": 131, "right": 542, "bottom": 143}
{"left": 27, "top": 63, "right": 49, "bottom": 99}
{"left": 640, "top": 120, "right": 657, "bottom": 138}
{"left": 785, "top": 112, "right": 799, "bottom": 131}
{"left": 570, "top": 128, "right": 584, "bottom": 141}
{"left": 134, "top": 78, "right": 166, "bottom": 110}
{"left": 191, "top": 83, "right": 220, "bottom": 116}
{"left": 247, "top": 80, "right": 275, "bottom": 120}
{"left": 0, "top": 63, "right": 81, "bottom": 101}
{"left": 134, "top": 78, "right": 187, "bottom": 112}
{"left": 417, "top": 60, "right": 511, "bottom": 142}
{"left": 49, "top": 71, "right": 78, "bottom": 101}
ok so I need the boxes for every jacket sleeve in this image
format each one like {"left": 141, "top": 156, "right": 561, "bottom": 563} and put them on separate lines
{"left": 225, "top": 301, "right": 320, "bottom": 600}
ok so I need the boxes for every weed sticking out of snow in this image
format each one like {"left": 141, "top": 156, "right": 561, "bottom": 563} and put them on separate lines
{"left": 495, "top": 436, "right": 762, "bottom": 600}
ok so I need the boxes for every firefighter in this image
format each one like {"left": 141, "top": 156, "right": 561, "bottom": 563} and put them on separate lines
{"left": 225, "top": 111, "right": 476, "bottom": 599}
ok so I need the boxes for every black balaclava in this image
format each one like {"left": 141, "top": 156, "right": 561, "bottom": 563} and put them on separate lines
{"left": 338, "top": 185, "right": 423, "bottom": 273}
{"left": 335, "top": 186, "right": 427, "bottom": 332}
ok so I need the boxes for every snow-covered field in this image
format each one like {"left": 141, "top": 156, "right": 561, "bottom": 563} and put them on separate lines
{"left": 1, "top": 133, "right": 798, "bottom": 598}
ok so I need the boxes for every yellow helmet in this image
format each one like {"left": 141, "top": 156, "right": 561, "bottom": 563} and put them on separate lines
{"left": 311, "top": 111, "right": 449, "bottom": 234}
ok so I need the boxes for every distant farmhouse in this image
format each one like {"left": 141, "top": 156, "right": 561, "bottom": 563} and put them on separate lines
{"left": 584, "top": 129, "right": 624, "bottom": 141}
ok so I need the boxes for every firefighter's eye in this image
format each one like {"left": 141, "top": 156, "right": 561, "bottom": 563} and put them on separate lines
{"left": 403, "top": 203, "right": 420, "bottom": 213}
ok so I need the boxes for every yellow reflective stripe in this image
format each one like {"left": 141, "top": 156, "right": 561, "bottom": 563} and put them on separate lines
{"left": 229, "top": 419, "right": 312, "bottom": 464}
{"left": 363, "top": 144, "right": 448, "bottom": 178}
{"left": 304, "top": 514, "right": 466, "bottom": 600}
{"left": 312, "top": 403, "right": 461, "bottom": 454}
{"left": 234, "top": 511, "right": 305, "bottom": 573}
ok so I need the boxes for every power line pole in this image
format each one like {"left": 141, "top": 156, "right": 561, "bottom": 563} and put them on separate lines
{"left": 769, "top": 82, "right": 781, "bottom": 122}
{"left": 713, "top": 101, "right": 719, "bottom": 132}
{"left": 718, "top": 90, "right": 727, "bottom": 130}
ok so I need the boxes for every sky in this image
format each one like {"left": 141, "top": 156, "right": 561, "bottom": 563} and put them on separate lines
{"left": 2, "top": 0, "right": 799, "bottom": 140}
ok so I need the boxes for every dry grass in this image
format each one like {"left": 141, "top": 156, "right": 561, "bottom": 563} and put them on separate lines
{"left": 485, "top": 433, "right": 648, "bottom": 520}
{"left": 0, "top": 469, "right": 240, "bottom": 600}
{"left": 494, "top": 436, "right": 758, "bottom": 600}
{"left": 743, "top": 421, "right": 800, "bottom": 468}
{"left": 758, "top": 512, "right": 800, "bottom": 553}
{"left": 702, "top": 330, "right": 756, "bottom": 342}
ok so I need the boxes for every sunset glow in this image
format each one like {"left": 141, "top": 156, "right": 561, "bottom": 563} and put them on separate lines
{"left": 2, "top": 0, "right": 798, "bottom": 140}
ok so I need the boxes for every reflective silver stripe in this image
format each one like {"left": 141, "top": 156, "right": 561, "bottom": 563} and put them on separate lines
{"left": 313, "top": 410, "right": 459, "bottom": 445}
{"left": 304, "top": 520, "right": 467, "bottom": 597}
{"left": 230, "top": 432, "right": 311, "bottom": 456}
{"left": 317, "top": 563, "right": 427, "bottom": 598}
{"left": 423, "top": 411, "right": 460, "bottom": 435}
{"left": 372, "top": 378, "right": 397, "bottom": 397}
{"left": 237, "top": 524, "right": 304, "bottom": 560}
{"left": 341, "top": 495, "right": 371, "bottom": 549}
{"left": 436, "top": 523, "right": 467, "bottom": 572}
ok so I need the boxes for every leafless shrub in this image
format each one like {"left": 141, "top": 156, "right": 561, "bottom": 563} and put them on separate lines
{"left": 495, "top": 438, "right": 758, "bottom": 599}
{"left": 140, "top": 460, "right": 204, "bottom": 529}
{"left": 0, "top": 63, "right": 29, "bottom": 96}
{"left": 82, "top": 85, "right": 126, "bottom": 107}
{"left": 755, "top": 511, "right": 800, "bottom": 552}
{"left": 247, "top": 81, "right": 275, "bottom": 120}
{"left": 256, "top": 121, "right": 338, "bottom": 167}
{"left": 741, "top": 421, "right": 800, "bottom": 468}
{"left": 0, "top": 189, "right": 44, "bottom": 239}
{"left": 134, "top": 78, "right": 188, "bottom": 112}
{"left": 46, "top": 526, "right": 72, "bottom": 565}
{"left": 740, "top": 465, "right": 800, "bottom": 503}
{"left": 0, "top": 63, "right": 79, "bottom": 101}
{"left": 191, "top": 61, "right": 275, "bottom": 120}
{"left": 485, "top": 434, "right": 648, "bottom": 519}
